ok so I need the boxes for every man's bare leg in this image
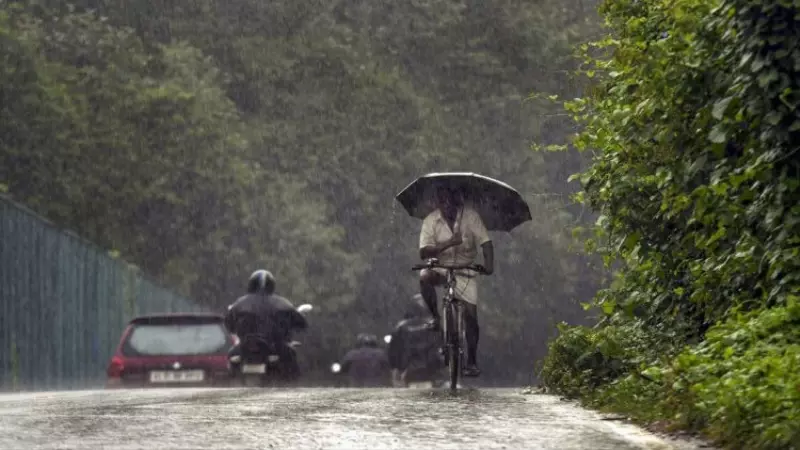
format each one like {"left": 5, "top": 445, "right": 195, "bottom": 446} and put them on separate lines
{"left": 462, "top": 302, "right": 481, "bottom": 377}
{"left": 419, "top": 269, "right": 444, "bottom": 330}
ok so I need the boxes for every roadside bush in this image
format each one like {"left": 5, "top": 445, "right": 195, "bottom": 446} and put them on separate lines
{"left": 540, "top": 325, "right": 597, "bottom": 397}
{"left": 542, "top": 304, "right": 800, "bottom": 449}
{"left": 669, "top": 302, "right": 800, "bottom": 449}
{"left": 540, "top": 320, "right": 664, "bottom": 398}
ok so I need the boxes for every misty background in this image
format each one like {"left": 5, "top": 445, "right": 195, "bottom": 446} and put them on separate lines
{"left": 0, "top": 0, "right": 603, "bottom": 386}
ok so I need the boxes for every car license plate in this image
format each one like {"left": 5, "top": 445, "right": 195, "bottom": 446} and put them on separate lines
{"left": 409, "top": 382, "right": 433, "bottom": 389}
{"left": 242, "top": 364, "right": 266, "bottom": 374}
{"left": 267, "top": 354, "right": 280, "bottom": 362}
{"left": 149, "top": 370, "right": 204, "bottom": 383}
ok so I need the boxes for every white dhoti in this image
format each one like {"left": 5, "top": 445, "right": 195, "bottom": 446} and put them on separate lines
{"left": 432, "top": 269, "right": 480, "bottom": 305}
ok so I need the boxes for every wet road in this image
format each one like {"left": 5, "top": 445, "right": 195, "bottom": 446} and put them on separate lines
{"left": 0, "top": 388, "right": 703, "bottom": 449}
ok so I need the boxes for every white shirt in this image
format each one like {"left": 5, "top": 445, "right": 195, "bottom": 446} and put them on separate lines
{"left": 418, "top": 205, "right": 491, "bottom": 304}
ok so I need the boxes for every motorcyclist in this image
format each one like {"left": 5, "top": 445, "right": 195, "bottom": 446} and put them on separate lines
{"left": 224, "top": 269, "right": 308, "bottom": 379}
{"left": 387, "top": 294, "right": 444, "bottom": 387}
{"left": 338, "top": 333, "right": 391, "bottom": 387}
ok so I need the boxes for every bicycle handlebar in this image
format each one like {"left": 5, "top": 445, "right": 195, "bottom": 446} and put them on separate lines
{"left": 411, "top": 259, "right": 485, "bottom": 273}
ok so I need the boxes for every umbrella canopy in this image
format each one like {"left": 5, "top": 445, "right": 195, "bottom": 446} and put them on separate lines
{"left": 395, "top": 172, "right": 532, "bottom": 232}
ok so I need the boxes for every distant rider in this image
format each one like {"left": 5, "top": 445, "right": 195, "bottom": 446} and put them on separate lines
{"left": 224, "top": 270, "right": 308, "bottom": 378}
{"left": 387, "top": 294, "right": 444, "bottom": 387}
{"left": 338, "top": 333, "right": 391, "bottom": 387}
{"left": 418, "top": 186, "right": 494, "bottom": 377}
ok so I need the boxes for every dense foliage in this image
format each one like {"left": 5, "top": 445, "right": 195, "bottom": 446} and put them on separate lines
{"left": 0, "top": 0, "right": 601, "bottom": 382}
{"left": 540, "top": 0, "right": 800, "bottom": 447}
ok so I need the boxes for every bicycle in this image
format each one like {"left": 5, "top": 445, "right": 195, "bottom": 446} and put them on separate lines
{"left": 411, "top": 258, "right": 485, "bottom": 392}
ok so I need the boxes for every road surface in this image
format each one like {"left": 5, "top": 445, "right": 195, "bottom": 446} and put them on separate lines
{"left": 0, "top": 388, "right": 704, "bottom": 449}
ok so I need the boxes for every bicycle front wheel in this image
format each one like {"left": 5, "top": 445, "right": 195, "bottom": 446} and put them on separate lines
{"left": 445, "top": 303, "right": 460, "bottom": 392}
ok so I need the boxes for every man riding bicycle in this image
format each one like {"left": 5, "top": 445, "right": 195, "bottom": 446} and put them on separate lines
{"left": 418, "top": 185, "right": 494, "bottom": 377}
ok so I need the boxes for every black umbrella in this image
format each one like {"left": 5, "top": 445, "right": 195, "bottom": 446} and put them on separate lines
{"left": 395, "top": 172, "right": 532, "bottom": 232}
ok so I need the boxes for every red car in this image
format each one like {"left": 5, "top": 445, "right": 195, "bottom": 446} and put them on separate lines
{"left": 106, "top": 313, "right": 237, "bottom": 388}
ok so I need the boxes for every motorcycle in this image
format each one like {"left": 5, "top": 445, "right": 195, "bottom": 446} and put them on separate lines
{"left": 330, "top": 334, "right": 392, "bottom": 376}
{"left": 382, "top": 334, "right": 447, "bottom": 389}
{"left": 229, "top": 303, "right": 313, "bottom": 387}
{"left": 329, "top": 334, "right": 395, "bottom": 387}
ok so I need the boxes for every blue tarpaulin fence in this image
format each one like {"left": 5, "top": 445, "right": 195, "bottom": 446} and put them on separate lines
{"left": 0, "top": 195, "right": 205, "bottom": 391}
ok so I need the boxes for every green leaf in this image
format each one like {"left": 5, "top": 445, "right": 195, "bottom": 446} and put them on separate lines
{"left": 723, "top": 347, "right": 734, "bottom": 359}
{"left": 757, "top": 70, "right": 779, "bottom": 88}
{"left": 765, "top": 111, "right": 783, "bottom": 126}
{"left": 709, "top": 125, "right": 727, "bottom": 143}
{"left": 712, "top": 97, "right": 733, "bottom": 120}
{"left": 688, "top": 154, "right": 708, "bottom": 176}
{"left": 618, "top": 232, "right": 641, "bottom": 253}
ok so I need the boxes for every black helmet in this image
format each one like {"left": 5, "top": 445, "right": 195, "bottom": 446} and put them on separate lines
{"left": 247, "top": 269, "right": 275, "bottom": 295}
{"left": 356, "top": 333, "right": 378, "bottom": 348}
{"left": 404, "top": 293, "right": 428, "bottom": 319}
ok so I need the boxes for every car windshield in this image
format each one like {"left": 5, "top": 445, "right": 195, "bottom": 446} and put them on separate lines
{"left": 124, "top": 322, "right": 228, "bottom": 356}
